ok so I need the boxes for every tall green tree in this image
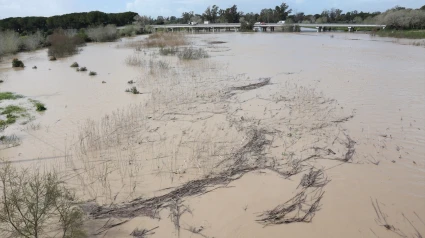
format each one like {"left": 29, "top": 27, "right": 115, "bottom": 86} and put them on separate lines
{"left": 276, "top": 2, "right": 292, "bottom": 20}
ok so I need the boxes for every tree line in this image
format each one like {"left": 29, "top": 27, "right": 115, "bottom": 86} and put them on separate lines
{"left": 135, "top": 3, "right": 425, "bottom": 30}
{"left": 0, "top": 11, "right": 138, "bottom": 34}
{"left": 0, "top": 3, "right": 424, "bottom": 35}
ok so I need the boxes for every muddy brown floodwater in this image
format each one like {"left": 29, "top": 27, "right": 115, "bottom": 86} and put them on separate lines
{"left": 0, "top": 32, "right": 424, "bottom": 238}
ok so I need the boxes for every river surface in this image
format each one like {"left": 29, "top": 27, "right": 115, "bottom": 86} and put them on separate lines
{"left": 0, "top": 32, "right": 424, "bottom": 238}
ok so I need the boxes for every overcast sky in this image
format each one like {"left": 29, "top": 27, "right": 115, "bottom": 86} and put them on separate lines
{"left": 0, "top": 0, "right": 424, "bottom": 19}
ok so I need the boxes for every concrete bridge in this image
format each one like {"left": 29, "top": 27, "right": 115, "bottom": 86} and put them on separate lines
{"left": 150, "top": 23, "right": 386, "bottom": 33}
{"left": 151, "top": 23, "right": 241, "bottom": 33}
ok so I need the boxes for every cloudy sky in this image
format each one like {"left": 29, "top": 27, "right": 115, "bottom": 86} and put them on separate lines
{"left": 0, "top": 0, "right": 423, "bottom": 19}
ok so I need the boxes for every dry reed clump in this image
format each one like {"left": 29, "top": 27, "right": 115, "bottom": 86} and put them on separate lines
{"left": 125, "top": 54, "right": 143, "bottom": 66}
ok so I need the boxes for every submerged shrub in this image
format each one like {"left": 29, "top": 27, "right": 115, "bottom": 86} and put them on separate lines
{"left": 70, "top": 62, "right": 79, "bottom": 67}
{"left": 33, "top": 102, "right": 47, "bottom": 111}
{"left": 89, "top": 71, "right": 97, "bottom": 76}
{"left": 159, "top": 46, "right": 178, "bottom": 56}
{"left": 125, "top": 86, "right": 140, "bottom": 94}
{"left": 49, "top": 56, "right": 57, "bottom": 61}
{"left": 79, "top": 67, "right": 87, "bottom": 72}
{"left": 0, "top": 92, "right": 23, "bottom": 101}
{"left": 12, "top": 58, "right": 24, "bottom": 68}
{"left": 177, "top": 47, "right": 209, "bottom": 60}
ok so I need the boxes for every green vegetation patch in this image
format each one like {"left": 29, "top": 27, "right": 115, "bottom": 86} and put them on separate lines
{"left": 376, "top": 30, "right": 425, "bottom": 39}
{"left": 1, "top": 105, "right": 25, "bottom": 115}
{"left": 0, "top": 105, "right": 27, "bottom": 128}
{"left": 12, "top": 58, "right": 24, "bottom": 68}
{"left": 29, "top": 99, "right": 47, "bottom": 111}
{"left": 0, "top": 92, "right": 23, "bottom": 101}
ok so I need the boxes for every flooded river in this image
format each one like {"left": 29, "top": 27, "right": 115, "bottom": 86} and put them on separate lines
{"left": 0, "top": 32, "right": 424, "bottom": 237}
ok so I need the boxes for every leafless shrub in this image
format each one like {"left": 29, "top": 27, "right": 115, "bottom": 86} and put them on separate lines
{"left": 20, "top": 31, "right": 45, "bottom": 51}
{"left": 86, "top": 25, "right": 118, "bottom": 42}
{"left": 47, "top": 29, "right": 85, "bottom": 58}
{"left": 0, "top": 161, "right": 86, "bottom": 238}
{"left": 125, "top": 54, "right": 143, "bottom": 66}
{"left": 0, "top": 30, "right": 20, "bottom": 56}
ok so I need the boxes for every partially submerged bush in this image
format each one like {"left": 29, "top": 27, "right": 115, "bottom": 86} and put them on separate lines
{"left": 125, "top": 86, "right": 140, "bottom": 94}
{"left": 89, "top": 71, "right": 97, "bottom": 76}
{"left": 36, "top": 102, "right": 47, "bottom": 111}
{"left": 86, "top": 25, "right": 118, "bottom": 42}
{"left": 49, "top": 56, "right": 57, "bottom": 61}
{"left": 79, "top": 67, "right": 87, "bottom": 72}
{"left": 47, "top": 29, "right": 85, "bottom": 58}
{"left": 119, "top": 25, "right": 141, "bottom": 37}
{"left": 177, "top": 47, "right": 209, "bottom": 60}
{"left": 12, "top": 58, "right": 24, "bottom": 68}
{"left": 70, "top": 62, "right": 79, "bottom": 67}
{"left": 159, "top": 46, "right": 178, "bottom": 56}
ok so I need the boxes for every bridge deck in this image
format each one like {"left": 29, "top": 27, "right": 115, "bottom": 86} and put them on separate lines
{"left": 151, "top": 23, "right": 386, "bottom": 29}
